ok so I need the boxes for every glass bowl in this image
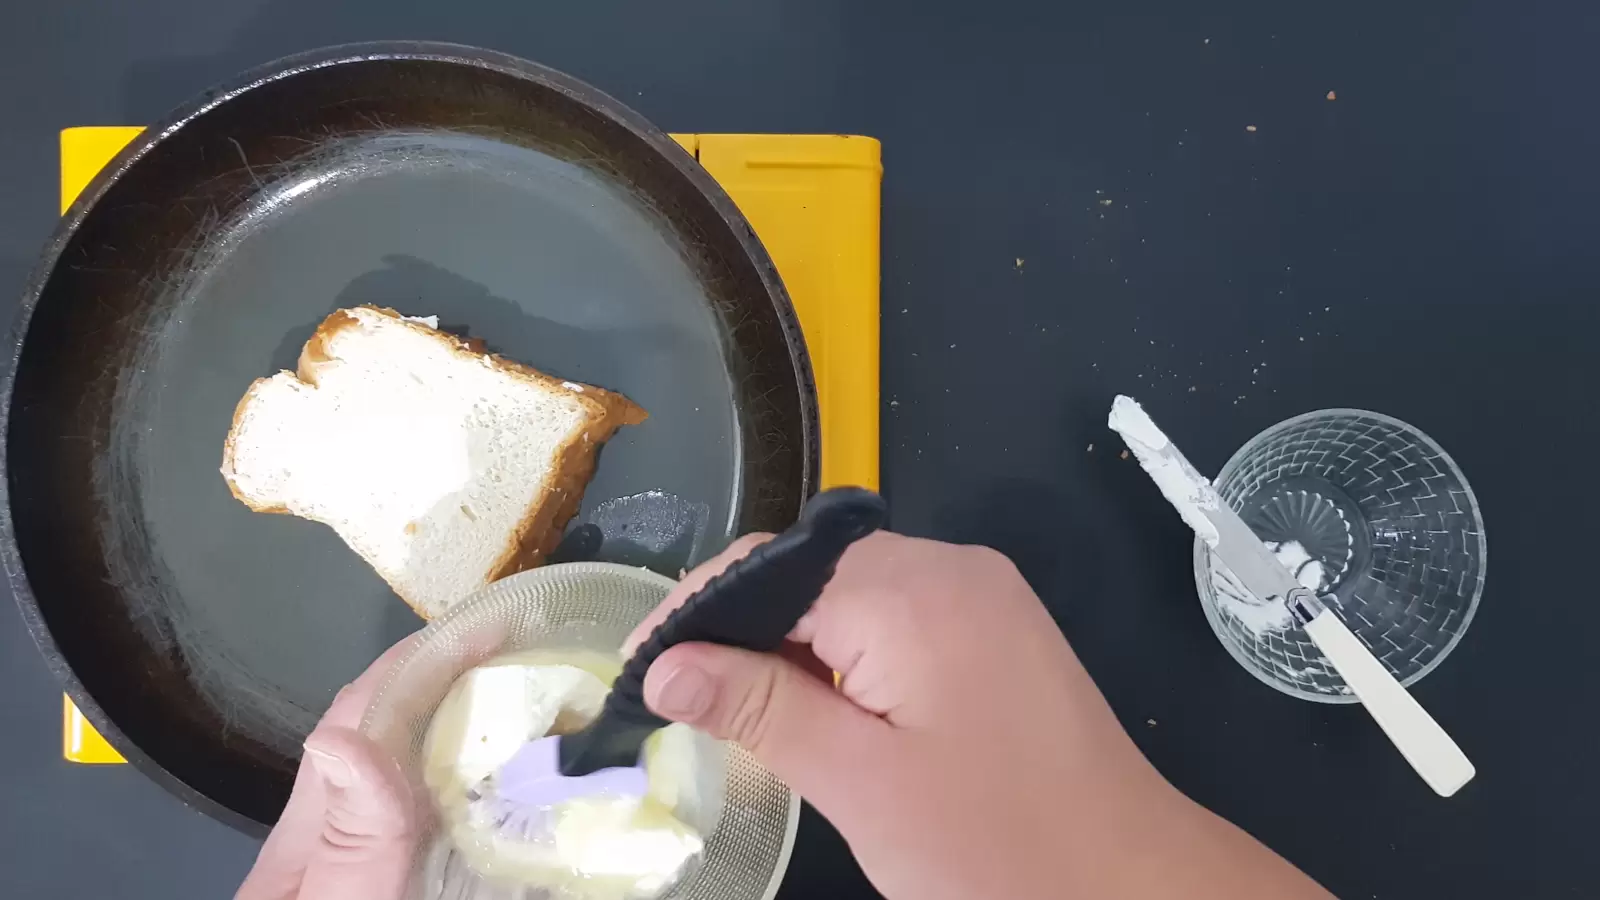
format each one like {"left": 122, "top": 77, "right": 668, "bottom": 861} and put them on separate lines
{"left": 360, "top": 562, "right": 799, "bottom": 899}
{"left": 1193, "top": 410, "right": 1487, "bottom": 703}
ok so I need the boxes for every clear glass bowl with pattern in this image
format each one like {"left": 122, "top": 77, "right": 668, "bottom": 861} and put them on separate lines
{"left": 361, "top": 562, "right": 798, "bottom": 899}
{"left": 1193, "top": 410, "right": 1487, "bottom": 703}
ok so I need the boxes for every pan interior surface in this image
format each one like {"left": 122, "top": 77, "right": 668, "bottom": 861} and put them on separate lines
{"left": 143, "top": 131, "right": 739, "bottom": 753}
{"left": 6, "top": 50, "right": 811, "bottom": 829}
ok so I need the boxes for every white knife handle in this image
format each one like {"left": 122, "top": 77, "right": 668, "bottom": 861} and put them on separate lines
{"left": 1302, "top": 611, "right": 1476, "bottom": 797}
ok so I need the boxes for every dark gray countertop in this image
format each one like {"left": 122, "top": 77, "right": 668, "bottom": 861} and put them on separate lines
{"left": 4, "top": 1, "right": 1597, "bottom": 897}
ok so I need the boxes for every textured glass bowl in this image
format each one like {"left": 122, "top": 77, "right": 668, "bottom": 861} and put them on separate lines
{"left": 361, "top": 562, "right": 798, "bottom": 900}
{"left": 1193, "top": 410, "right": 1487, "bottom": 703}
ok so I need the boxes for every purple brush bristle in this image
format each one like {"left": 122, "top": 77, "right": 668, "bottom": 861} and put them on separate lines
{"left": 470, "top": 735, "right": 649, "bottom": 839}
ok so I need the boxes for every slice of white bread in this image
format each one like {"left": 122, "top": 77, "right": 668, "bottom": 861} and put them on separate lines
{"left": 220, "top": 306, "right": 647, "bottom": 619}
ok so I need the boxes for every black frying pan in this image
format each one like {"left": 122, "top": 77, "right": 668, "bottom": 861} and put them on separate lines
{"left": 1, "top": 42, "right": 817, "bottom": 833}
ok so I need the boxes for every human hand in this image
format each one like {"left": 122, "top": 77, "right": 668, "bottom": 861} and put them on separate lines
{"left": 626, "top": 532, "right": 1331, "bottom": 900}
{"left": 236, "top": 638, "right": 418, "bottom": 900}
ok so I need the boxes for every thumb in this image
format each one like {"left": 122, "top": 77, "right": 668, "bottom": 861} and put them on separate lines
{"left": 643, "top": 643, "right": 892, "bottom": 816}
{"left": 297, "top": 727, "right": 416, "bottom": 900}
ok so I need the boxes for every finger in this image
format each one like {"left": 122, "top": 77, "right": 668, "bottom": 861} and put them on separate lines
{"left": 298, "top": 727, "right": 417, "bottom": 900}
{"left": 235, "top": 754, "right": 329, "bottom": 900}
{"left": 237, "top": 634, "right": 422, "bottom": 900}
{"left": 787, "top": 530, "right": 915, "bottom": 650}
{"left": 643, "top": 642, "right": 893, "bottom": 821}
{"left": 622, "top": 533, "right": 775, "bottom": 657}
{"left": 785, "top": 531, "right": 959, "bottom": 719}
{"left": 321, "top": 634, "right": 421, "bottom": 730}
{"left": 777, "top": 639, "right": 835, "bottom": 684}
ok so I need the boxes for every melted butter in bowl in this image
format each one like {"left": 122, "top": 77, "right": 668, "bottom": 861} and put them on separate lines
{"left": 421, "top": 648, "right": 724, "bottom": 899}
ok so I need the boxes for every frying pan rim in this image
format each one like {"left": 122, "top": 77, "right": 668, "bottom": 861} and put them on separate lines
{"left": 1, "top": 40, "right": 819, "bottom": 835}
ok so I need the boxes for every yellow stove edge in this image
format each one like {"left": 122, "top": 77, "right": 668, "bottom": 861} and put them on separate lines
{"left": 57, "top": 126, "right": 882, "bottom": 764}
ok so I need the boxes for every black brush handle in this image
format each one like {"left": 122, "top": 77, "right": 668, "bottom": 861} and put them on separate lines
{"left": 559, "top": 487, "right": 887, "bottom": 775}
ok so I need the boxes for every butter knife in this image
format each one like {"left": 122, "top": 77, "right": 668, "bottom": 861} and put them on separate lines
{"left": 1109, "top": 395, "right": 1475, "bottom": 797}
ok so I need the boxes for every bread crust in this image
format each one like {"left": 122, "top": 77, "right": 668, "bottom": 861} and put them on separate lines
{"left": 219, "top": 377, "right": 291, "bottom": 514}
{"left": 485, "top": 383, "right": 645, "bottom": 585}
{"left": 219, "top": 305, "right": 647, "bottom": 619}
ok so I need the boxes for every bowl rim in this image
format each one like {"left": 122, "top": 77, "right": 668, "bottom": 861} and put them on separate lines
{"left": 1192, "top": 407, "right": 1488, "bottom": 704}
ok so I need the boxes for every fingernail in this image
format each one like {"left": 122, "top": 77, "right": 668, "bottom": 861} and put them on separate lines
{"left": 650, "top": 664, "right": 715, "bottom": 720}
{"left": 304, "top": 745, "right": 355, "bottom": 789}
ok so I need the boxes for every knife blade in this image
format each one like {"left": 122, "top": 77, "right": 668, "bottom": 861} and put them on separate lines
{"left": 1106, "top": 395, "right": 1303, "bottom": 602}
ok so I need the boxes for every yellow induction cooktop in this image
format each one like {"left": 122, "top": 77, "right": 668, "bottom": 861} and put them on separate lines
{"left": 57, "top": 126, "right": 881, "bottom": 763}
